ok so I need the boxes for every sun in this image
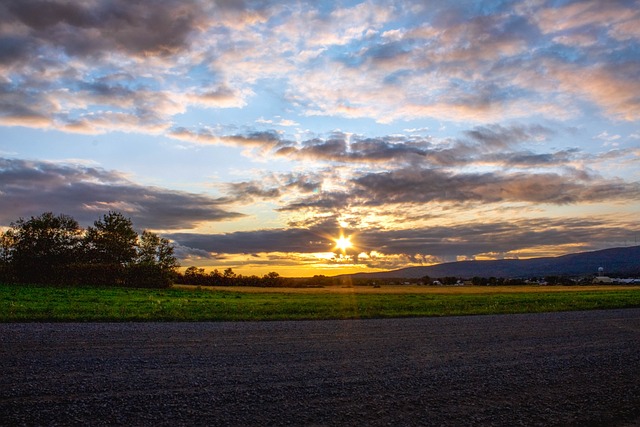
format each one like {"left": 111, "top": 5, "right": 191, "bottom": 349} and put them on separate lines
{"left": 334, "top": 234, "right": 353, "bottom": 253}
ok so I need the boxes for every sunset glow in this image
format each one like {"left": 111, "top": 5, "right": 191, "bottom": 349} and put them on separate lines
{"left": 0, "top": 0, "right": 639, "bottom": 277}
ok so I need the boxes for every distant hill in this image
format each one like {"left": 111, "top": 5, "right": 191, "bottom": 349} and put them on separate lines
{"left": 340, "top": 246, "right": 640, "bottom": 279}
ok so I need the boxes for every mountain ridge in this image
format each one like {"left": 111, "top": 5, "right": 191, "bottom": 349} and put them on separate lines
{"left": 338, "top": 246, "right": 640, "bottom": 279}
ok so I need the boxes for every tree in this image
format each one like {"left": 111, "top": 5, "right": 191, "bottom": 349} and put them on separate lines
{"left": 262, "top": 271, "right": 283, "bottom": 287}
{"left": 184, "top": 266, "right": 206, "bottom": 285}
{"left": 0, "top": 230, "right": 12, "bottom": 263}
{"left": 6, "top": 212, "right": 82, "bottom": 284}
{"left": 306, "top": 275, "right": 333, "bottom": 287}
{"left": 84, "top": 211, "right": 138, "bottom": 266}
{"left": 128, "top": 230, "right": 179, "bottom": 288}
{"left": 0, "top": 229, "right": 16, "bottom": 282}
{"left": 81, "top": 212, "right": 139, "bottom": 285}
{"left": 223, "top": 268, "right": 236, "bottom": 284}
{"left": 137, "top": 231, "right": 178, "bottom": 270}
{"left": 1, "top": 211, "right": 181, "bottom": 288}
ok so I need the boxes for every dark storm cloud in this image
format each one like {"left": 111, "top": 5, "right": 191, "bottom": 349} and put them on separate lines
{"left": 0, "top": 158, "right": 243, "bottom": 230}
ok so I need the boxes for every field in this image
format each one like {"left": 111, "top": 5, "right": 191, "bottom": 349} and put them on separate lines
{"left": 2, "top": 283, "right": 640, "bottom": 322}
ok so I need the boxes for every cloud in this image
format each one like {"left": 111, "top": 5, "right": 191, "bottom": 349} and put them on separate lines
{"left": 533, "top": 0, "right": 638, "bottom": 37}
{"left": 547, "top": 61, "right": 640, "bottom": 121}
{"left": 185, "top": 85, "right": 250, "bottom": 109}
{"left": 168, "top": 227, "right": 336, "bottom": 255}
{"left": 594, "top": 131, "right": 622, "bottom": 147}
{"left": 165, "top": 122, "right": 639, "bottom": 214}
{"left": 274, "top": 1, "right": 392, "bottom": 49}
{"left": 1, "top": 0, "right": 638, "bottom": 274}
{"left": 0, "top": 0, "right": 250, "bottom": 134}
{"left": 356, "top": 217, "right": 638, "bottom": 260}
{"left": 0, "top": 158, "right": 243, "bottom": 229}
{"left": 168, "top": 128, "right": 294, "bottom": 157}
{"left": 1, "top": 0, "right": 201, "bottom": 60}
{"left": 225, "top": 181, "right": 281, "bottom": 202}
{"left": 1, "top": 0, "right": 639, "bottom": 136}
{"left": 286, "top": 135, "right": 432, "bottom": 163}
{"left": 166, "top": 216, "right": 638, "bottom": 267}
{"left": 279, "top": 166, "right": 640, "bottom": 211}
{"left": 172, "top": 123, "right": 557, "bottom": 167}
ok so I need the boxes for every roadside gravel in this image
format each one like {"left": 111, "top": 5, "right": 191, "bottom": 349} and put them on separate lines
{"left": 2, "top": 309, "right": 640, "bottom": 426}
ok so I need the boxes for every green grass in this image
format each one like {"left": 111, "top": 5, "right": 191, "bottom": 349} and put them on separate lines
{"left": 1, "top": 283, "right": 640, "bottom": 322}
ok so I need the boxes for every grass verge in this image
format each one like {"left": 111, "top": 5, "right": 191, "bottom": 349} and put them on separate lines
{"left": 1, "top": 283, "right": 640, "bottom": 322}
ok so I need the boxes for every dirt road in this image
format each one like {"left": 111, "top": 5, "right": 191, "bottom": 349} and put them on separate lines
{"left": 2, "top": 309, "right": 640, "bottom": 426}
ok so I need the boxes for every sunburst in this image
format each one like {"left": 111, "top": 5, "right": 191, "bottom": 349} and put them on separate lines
{"left": 334, "top": 233, "right": 353, "bottom": 253}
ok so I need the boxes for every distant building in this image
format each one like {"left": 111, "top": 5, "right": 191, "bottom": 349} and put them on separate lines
{"left": 593, "top": 266, "right": 613, "bottom": 283}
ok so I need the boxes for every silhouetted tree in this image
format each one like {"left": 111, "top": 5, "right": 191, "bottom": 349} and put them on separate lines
{"left": 209, "top": 269, "right": 223, "bottom": 285}
{"left": 84, "top": 211, "right": 138, "bottom": 266}
{"left": 262, "top": 271, "right": 283, "bottom": 287}
{"left": 137, "top": 230, "right": 178, "bottom": 271}
{"left": 82, "top": 212, "right": 138, "bottom": 284}
{"left": 184, "top": 266, "right": 205, "bottom": 285}
{"left": 5, "top": 212, "right": 82, "bottom": 284}
{"left": 1, "top": 211, "right": 179, "bottom": 288}
{"left": 440, "top": 276, "right": 459, "bottom": 285}
{"left": 306, "top": 275, "right": 333, "bottom": 287}
{"left": 222, "top": 267, "right": 236, "bottom": 284}
{"left": 0, "top": 230, "right": 13, "bottom": 279}
{"left": 127, "top": 230, "right": 179, "bottom": 288}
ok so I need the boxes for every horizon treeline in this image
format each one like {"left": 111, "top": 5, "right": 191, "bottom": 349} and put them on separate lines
{"left": 178, "top": 266, "right": 285, "bottom": 287}
{"left": 0, "top": 211, "right": 178, "bottom": 288}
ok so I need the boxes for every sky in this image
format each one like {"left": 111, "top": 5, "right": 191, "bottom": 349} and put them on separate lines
{"left": 1, "top": 0, "right": 639, "bottom": 277}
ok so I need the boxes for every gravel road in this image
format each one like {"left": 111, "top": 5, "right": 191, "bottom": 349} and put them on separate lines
{"left": 2, "top": 309, "right": 640, "bottom": 426}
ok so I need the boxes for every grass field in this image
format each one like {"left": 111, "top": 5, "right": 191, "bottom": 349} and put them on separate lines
{"left": 2, "top": 283, "right": 640, "bottom": 322}
{"left": 174, "top": 284, "right": 640, "bottom": 294}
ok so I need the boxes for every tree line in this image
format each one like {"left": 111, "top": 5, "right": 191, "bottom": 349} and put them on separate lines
{"left": 0, "top": 212, "right": 178, "bottom": 288}
{"left": 177, "top": 267, "right": 285, "bottom": 287}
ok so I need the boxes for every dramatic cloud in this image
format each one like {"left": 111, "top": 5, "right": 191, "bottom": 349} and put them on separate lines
{"left": 168, "top": 216, "right": 638, "bottom": 269}
{"left": 1, "top": 0, "right": 200, "bottom": 60}
{"left": 177, "top": 122, "right": 639, "bottom": 216}
{"left": 0, "top": 158, "right": 243, "bottom": 229}
{"left": 1, "top": 0, "right": 639, "bottom": 274}
{"left": 172, "top": 124, "right": 558, "bottom": 166}
{"left": 2, "top": 0, "right": 639, "bottom": 134}
{"left": 279, "top": 167, "right": 640, "bottom": 211}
